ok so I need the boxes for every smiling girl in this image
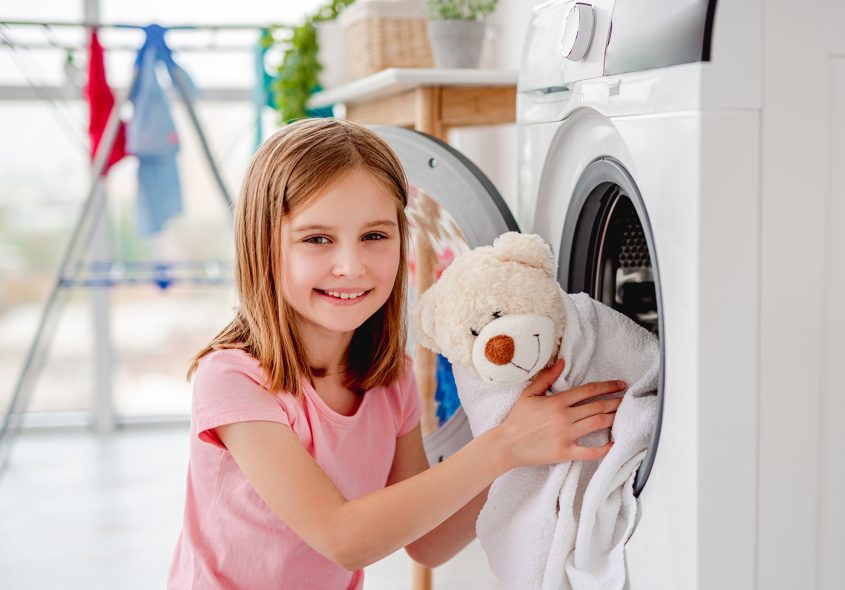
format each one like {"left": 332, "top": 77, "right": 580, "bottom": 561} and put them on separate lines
{"left": 167, "top": 118, "right": 625, "bottom": 589}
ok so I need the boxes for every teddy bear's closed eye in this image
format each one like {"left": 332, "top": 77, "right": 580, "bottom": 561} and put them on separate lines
{"left": 472, "top": 312, "right": 503, "bottom": 337}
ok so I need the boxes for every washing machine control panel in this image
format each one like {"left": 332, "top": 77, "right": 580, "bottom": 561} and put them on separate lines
{"left": 519, "top": 0, "right": 715, "bottom": 94}
{"left": 519, "top": 0, "right": 611, "bottom": 93}
{"left": 560, "top": 2, "right": 596, "bottom": 62}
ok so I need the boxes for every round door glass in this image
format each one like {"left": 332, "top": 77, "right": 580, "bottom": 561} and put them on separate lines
{"left": 407, "top": 185, "right": 469, "bottom": 438}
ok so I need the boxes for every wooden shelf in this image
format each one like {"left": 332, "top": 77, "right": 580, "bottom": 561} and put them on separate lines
{"left": 308, "top": 67, "right": 518, "bottom": 141}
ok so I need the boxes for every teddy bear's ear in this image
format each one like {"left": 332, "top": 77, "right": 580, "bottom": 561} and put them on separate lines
{"left": 411, "top": 286, "right": 441, "bottom": 354}
{"left": 491, "top": 232, "right": 554, "bottom": 276}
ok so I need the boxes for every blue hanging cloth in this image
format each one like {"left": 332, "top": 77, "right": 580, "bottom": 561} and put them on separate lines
{"left": 128, "top": 24, "right": 197, "bottom": 236}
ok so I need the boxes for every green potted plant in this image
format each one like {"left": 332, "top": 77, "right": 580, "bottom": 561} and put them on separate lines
{"left": 426, "top": 0, "right": 498, "bottom": 68}
{"left": 272, "top": 0, "right": 356, "bottom": 122}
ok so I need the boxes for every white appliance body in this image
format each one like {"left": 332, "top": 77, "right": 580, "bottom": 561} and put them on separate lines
{"left": 513, "top": 1, "right": 845, "bottom": 588}
{"left": 380, "top": 1, "right": 843, "bottom": 587}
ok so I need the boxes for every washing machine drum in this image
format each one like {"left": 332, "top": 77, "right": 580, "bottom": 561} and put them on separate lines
{"left": 560, "top": 159, "right": 660, "bottom": 334}
{"left": 559, "top": 157, "right": 665, "bottom": 494}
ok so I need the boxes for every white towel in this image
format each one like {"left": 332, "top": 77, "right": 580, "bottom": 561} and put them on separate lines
{"left": 452, "top": 291, "right": 659, "bottom": 590}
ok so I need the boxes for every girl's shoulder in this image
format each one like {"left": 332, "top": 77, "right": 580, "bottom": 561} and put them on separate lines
{"left": 190, "top": 348, "right": 295, "bottom": 448}
{"left": 194, "top": 347, "right": 270, "bottom": 390}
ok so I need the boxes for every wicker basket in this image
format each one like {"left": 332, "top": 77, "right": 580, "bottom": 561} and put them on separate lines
{"left": 341, "top": 1, "right": 434, "bottom": 79}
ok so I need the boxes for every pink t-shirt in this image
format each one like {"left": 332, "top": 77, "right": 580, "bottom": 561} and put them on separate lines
{"left": 168, "top": 349, "right": 421, "bottom": 590}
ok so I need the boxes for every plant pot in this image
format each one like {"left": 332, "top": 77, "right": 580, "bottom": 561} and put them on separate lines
{"left": 427, "top": 19, "right": 486, "bottom": 69}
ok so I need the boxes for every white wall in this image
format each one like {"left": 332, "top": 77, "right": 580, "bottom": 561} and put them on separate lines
{"left": 757, "top": 1, "right": 845, "bottom": 588}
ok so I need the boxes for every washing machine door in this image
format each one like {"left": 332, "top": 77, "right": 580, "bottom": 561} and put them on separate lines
{"left": 557, "top": 157, "right": 664, "bottom": 495}
{"left": 371, "top": 126, "right": 519, "bottom": 465}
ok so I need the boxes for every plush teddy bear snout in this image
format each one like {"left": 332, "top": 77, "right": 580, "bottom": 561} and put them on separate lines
{"left": 472, "top": 313, "right": 557, "bottom": 385}
{"left": 485, "top": 335, "right": 515, "bottom": 365}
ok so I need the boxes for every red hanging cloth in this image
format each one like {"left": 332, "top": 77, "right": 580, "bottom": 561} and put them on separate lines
{"left": 85, "top": 29, "right": 127, "bottom": 174}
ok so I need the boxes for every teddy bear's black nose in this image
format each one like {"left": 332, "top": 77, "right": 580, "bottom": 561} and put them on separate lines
{"left": 485, "top": 335, "right": 515, "bottom": 365}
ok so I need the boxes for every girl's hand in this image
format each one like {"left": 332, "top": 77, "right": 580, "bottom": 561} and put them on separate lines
{"left": 493, "top": 359, "right": 627, "bottom": 470}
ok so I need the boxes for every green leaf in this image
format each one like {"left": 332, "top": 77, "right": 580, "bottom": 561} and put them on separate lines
{"left": 270, "top": 0, "right": 358, "bottom": 123}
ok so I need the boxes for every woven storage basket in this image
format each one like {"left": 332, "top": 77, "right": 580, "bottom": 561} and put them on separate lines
{"left": 341, "top": 1, "right": 434, "bottom": 79}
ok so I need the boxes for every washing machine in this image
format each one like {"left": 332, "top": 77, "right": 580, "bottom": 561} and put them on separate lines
{"left": 374, "top": 1, "right": 845, "bottom": 588}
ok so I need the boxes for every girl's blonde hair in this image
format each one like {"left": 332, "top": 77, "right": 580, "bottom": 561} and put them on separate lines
{"left": 187, "top": 118, "right": 409, "bottom": 396}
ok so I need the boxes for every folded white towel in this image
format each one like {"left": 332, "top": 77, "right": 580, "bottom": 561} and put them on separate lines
{"left": 453, "top": 291, "right": 659, "bottom": 590}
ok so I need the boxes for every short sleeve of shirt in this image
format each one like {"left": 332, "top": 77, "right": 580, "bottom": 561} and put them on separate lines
{"left": 397, "top": 356, "right": 423, "bottom": 437}
{"left": 191, "top": 349, "right": 291, "bottom": 449}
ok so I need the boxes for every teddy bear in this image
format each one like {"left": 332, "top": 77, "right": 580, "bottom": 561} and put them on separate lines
{"left": 412, "top": 231, "right": 659, "bottom": 590}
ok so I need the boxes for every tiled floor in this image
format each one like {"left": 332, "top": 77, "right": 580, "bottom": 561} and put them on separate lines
{"left": 0, "top": 425, "right": 498, "bottom": 589}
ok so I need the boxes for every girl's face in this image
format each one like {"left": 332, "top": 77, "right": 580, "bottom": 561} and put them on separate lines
{"left": 280, "top": 167, "right": 402, "bottom": 338}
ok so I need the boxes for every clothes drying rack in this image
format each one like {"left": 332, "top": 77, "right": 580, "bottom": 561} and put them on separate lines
{"left": 0, "top": 21, "right": 242, "bottom": 474}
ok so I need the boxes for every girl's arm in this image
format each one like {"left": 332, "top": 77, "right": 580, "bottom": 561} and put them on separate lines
{"left": 385, "top": 422, "right": 490, "bottom": 568}
{"left": 216, "top": 360, "right": 624, "bottom": 571}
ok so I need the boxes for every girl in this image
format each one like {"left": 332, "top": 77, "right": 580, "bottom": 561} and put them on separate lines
{"left": 168, "top": 118, "right": 625, "bottom": 589}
